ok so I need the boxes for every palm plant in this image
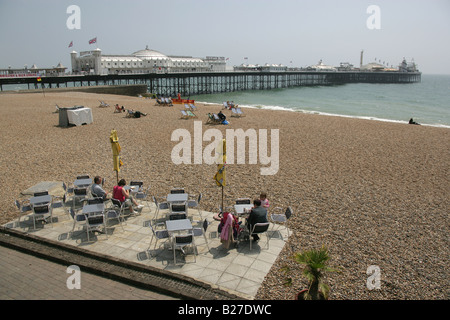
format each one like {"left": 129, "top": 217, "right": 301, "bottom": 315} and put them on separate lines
{"left": 294, "top": 245, "right": 338, "bottom": 300}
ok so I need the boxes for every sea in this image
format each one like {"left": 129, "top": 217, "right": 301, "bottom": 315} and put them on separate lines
{"left": 190, "top": 74, "right": 450, "bottom": 128}
{"left": 2, "top": 74, "right": 448, "bottom": 128}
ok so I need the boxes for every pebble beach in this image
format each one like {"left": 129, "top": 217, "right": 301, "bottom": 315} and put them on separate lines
{"left": 0, "top": 91, "right": 448, "bottom": 300}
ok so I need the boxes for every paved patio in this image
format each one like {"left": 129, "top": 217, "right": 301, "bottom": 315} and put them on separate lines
{"left": 6, "top": 189, "right": 290, "bottom": 300}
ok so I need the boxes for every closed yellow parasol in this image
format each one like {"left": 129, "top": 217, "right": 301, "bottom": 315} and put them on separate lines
{"left": 214, "top": 139, "right": 226, "bottom": 212}
{"left": 110, "top": 129, "right": 123, "bottom": 182}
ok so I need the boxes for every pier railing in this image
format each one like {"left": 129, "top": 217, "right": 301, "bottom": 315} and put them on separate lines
{"left": 0, "top": 71, "right": 421, "bottom": 95}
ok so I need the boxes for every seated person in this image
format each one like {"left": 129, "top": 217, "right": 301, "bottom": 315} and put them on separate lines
{"left": 127, "top": 109, "right": 147, "bottom": 118}
{"left": 91, "top": 176, "right": 109, "bottom": 200}
{"left": 246, "top": 199, "right": 268, "bottom": 242}
{"left": 409, "top": 118, "right": 420, "bottom": 125}
{"left": 260, "top": 192, "right": 270, "bottom": 209}
{"left": 113, "top": 179, "right": 143, "bottom": 214}
{"left": 114, "top": 104, "right": 123, "bottom": 113}
{"left": 134, "top": 110, "right": 147, "bottom": 118}
{"left": 217, "top": 211, "right": 241, "bottom": 239}
{"left": 218, "top": 111, "right": 226, "bottom": 121}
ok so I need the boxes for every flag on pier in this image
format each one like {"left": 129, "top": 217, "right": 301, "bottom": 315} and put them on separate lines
{"left": 89, "top": 37, "right": 97, "bottom": 45}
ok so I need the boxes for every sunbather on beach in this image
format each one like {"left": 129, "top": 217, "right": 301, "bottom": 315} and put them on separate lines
{"left": 127, "top": 109, "right": 147, "bottom": 118}
{"left": 218, "top": 111, "right": 226, "bottom": 121}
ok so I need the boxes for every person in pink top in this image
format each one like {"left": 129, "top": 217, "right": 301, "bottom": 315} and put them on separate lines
{"left": 260, "top": 192, "right": 269, "bottom": 209}
{"left": 113, "top": 179, "right": 142, "bottom": 213}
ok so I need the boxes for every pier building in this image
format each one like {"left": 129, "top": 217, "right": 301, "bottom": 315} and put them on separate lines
{"left": 70, "top": 46, "right": 227, "bottom": 75}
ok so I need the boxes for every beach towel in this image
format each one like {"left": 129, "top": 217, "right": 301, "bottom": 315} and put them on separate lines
{"left": 220, "top": 212, "right": 234, "bottom": 249}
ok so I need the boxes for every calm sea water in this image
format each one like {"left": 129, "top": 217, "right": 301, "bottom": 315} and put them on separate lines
{"left": 3, "top": 74, "right": 448, "bottom": 127}
{"left": 191, "top": 74, "right": 450, "bottom": 128}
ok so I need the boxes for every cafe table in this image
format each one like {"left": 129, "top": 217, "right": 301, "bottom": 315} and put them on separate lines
{"left": 82, "top": 203, "right": 105, "bottom": 217}
{"left": 73, "top": 178, "right": 92, "bottom": 188}
{"left": 166, "top": 218, "right": 192, "bottom": 234}
{"left": 29, "top": 194, "right": 52, "bottom": 206}
{"left": 234, "top": 204, "right": 253, "bottom": 217}
{"left": 124, "top": 185, "right": 139, "bottom": 196}
{"left": 166, "top": 193, "right": 188, "bottom": 204}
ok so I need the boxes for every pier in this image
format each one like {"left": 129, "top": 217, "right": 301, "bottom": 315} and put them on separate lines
{"left": 0, "top": 71, "right": 421, "bottom": 96}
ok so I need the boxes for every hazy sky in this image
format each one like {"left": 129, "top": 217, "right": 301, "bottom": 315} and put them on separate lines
{"left": 1, "top": 0, "right": 449, "bottom": 74}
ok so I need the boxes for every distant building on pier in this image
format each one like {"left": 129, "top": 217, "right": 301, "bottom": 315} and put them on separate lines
{"left": 70, "top": 46, "right": 227, "bottom": 75}
{"left": 0, "top": 63, "right": 67, "bottom": 78}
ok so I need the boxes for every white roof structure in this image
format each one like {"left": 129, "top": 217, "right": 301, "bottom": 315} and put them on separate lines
{"left": 132, "top": 46, "right": 170, "bottom": 60}
{"left": 360, "top": 62, "right": 386, "bottom": 71}
{"left": 308, "top": 60, "right": 337, "bottom": 71}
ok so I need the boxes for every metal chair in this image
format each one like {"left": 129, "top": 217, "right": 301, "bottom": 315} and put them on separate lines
{"left": 135, "top": 186, "right": 151, "bottom": 213}
{"left": 147, "top": 223, "right": 170, "bottom": 257}
{"left": 152, "top": 196, "right": 169, "bottom": 223}
{"left": 73, "top": 187, "right": 88, "bottom": 208}
{"left": 192, "top": 219, "right": 210, "bottom": 251}
{"left": 52, "top": 193, "right": 67, "bottom": 213}
{"left": 63, "top": 182, "right": 74, "bottom": 194}
{"left": 170, "top": 188, "right": 185, "bottom": 194}
{"left": 270, "top": 206, "right": 292, "bottom": 241}
{"left": 188, "top": 193, "right": 203, "bottom": 220}
{"left": 105, "top": 209, "right": 125, "bottom": 232}
{"left": 111, "top": 198, "right": 130, "bottom": 221}
{"left": 68, "top": 207, "right": 86, "bottom": 238}
{"left": 14, "top": 199, "right": 32, "bottom": 228}
{"left": 86, "top": 213, "right": 107, "bottom": 242}
{"left": 30, "top": 202, "right": 53, "bottom": 230}
{"left": 235, "top": 198, "right": 251, "bottom": 204}
{"left": 168, "top": 202, "right": 187, "bottom": 220}
{"left": 86, "top": 197, "right": 104, "bottom": 205}
{"left": 173, "top": 234, "right": 196, "bottom": 264}
{"left": 169, "top": 213, "right": 187, "bottom": 221}
{"left": 33, "top": 190, "right": 49, "bottom": 197}
{"left": 249, "top": 222, "right": 270, "bottom": 250}
{"left": 129, "top": 180, "right": 144, "bottom": 191}
{"left": 169, "top": 201, "right": 187, "bottom": 213}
